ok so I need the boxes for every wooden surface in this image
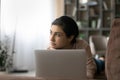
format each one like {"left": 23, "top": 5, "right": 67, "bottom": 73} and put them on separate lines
{"left": 0, "top": 71, "right": 106, "bottom": 80}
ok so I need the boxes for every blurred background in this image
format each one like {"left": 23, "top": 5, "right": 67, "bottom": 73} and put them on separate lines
{"left": 0, "top": 0, "right": 119, "bottom": 72}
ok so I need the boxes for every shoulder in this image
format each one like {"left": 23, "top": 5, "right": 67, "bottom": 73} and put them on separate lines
{"left": 72, "top": 39, "right": 89, "bottom": 49}
{"left": 76, "top": 39, "right": 89, "bottom": 47}
{"left": 77, "top": 39, "right": 88, "bottom": 44}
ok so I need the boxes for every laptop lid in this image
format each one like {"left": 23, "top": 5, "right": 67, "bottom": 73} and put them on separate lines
{"left": 34, "top": 49, "right": 87, "bottom": 80}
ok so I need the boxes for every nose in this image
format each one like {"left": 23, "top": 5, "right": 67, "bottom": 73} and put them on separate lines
{"left": 50, "top": 34, "right": 55, "bottom": 42}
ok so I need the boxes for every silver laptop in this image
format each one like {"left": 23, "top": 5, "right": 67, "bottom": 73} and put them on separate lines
{"left": 34, "top": 49, "right": 87, "bottom": 80}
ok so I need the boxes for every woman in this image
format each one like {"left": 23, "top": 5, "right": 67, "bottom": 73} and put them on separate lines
{"left": 48, "top": 16, "right": 97, "bottom": 79}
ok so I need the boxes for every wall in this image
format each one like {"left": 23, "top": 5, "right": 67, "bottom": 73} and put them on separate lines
{"left": 54, "top": 0, "right": 64, "bottom": 18}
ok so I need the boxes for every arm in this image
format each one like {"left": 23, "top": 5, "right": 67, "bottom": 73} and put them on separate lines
{"left": 86, "top": 45, "right": 97, "bottom": 79}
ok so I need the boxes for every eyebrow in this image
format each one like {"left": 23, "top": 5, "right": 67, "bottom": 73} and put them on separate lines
{"left": 50, "top": 30, "right": 64, "bottom": 34}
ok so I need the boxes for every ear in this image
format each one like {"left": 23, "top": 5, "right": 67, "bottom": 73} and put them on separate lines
{"left": 68, "top": 35, "right": 74, "bottom": 42}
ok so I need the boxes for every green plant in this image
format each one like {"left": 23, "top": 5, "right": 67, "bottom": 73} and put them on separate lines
{"left": 0, "top": 41, "right": 8, "bottom": 71}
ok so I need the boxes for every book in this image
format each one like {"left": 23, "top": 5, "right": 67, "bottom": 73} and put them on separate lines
{"left": 91, "top": 20, "right": 97, "bottom": 28}
{"left": 97, "top": 18, "right": 101, "bottom": 29}
{"left": 90, "top": 8, "right": 95, "bottom": 16}
{"left": 72, "top": 7, "right": 77, "bottom": 16}
{"left": 103, "top": 1, "right": 108, "bottom": 10}
{"left": 66, "top": 0, "right": 72, "bottom": 4}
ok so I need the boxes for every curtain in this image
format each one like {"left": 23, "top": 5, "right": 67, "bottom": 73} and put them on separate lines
{"left": 1, "top": 0, "right": 55, "bottom": 70}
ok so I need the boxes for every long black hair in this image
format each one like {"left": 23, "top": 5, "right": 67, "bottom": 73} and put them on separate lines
{"left": 52, "top": 16, "right": 79, "bottom": 44}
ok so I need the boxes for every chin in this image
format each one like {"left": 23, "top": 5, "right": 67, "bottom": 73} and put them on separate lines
{"left": 50, "top": 45, "right": 63, "bottom": 49}
{"left": 50, "top": 45, "right": 56, "bottom": 49}
{"left": 53, "top": 47, "right": 63, "bottom": 49}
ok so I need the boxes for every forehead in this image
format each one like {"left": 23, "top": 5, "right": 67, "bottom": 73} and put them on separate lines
{"left": 51, "top": 25, "right": 64, "bottom": 33}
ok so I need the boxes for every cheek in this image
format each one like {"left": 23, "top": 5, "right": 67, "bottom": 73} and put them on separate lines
{"left": 56, "top": 38, "right": 68, "bottom": 45}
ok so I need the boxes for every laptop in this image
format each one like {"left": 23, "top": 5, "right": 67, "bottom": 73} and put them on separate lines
{"left": 34, "top": 49, "right": 87, "bottom": 80}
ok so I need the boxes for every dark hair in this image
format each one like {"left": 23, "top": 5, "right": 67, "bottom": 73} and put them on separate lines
{"left": 52, "top": 16, "right": 79, "bottom": 44}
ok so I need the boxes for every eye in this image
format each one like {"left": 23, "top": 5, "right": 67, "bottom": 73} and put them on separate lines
{"left": 56, "top": 33, "right": 61, "bottom": 37}
{"left": 55, "top": 32, "right": 63, "bottom": 37}
{"left": 50, "top": 30, "right": 52, "bottom": 35}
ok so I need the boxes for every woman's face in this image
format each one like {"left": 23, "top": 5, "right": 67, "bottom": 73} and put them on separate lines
{"left": 49, "top": 25, "right": 73, "bottom": 49}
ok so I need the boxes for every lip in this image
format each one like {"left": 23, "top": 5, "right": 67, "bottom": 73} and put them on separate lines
{"left": 50, "top": 42, "right": 56, "bottom": 47}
